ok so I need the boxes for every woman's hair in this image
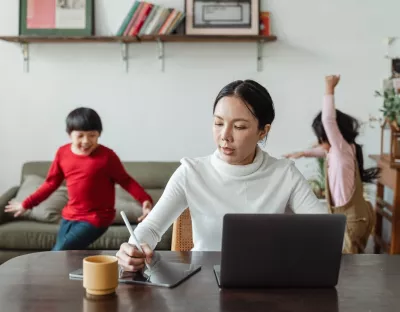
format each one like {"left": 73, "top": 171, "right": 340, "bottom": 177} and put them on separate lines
{"left": 213, "top": 80, "right": 275, "bottom": 130}
{"left": 312, "top": 109, "right": 379, "bottom": 183}
{"left": 66, "top": 107, "right": 103, "bottom": 134}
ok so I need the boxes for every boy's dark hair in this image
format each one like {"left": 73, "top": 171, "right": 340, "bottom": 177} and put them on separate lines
{"left": 312, "top": 109, "right": 380, "bottom": 183}
{"left": 66, "top": 107, "right": 102, "bottom": 134}
{"left": 213, "top": 79, "right": 275, "bottom": 131}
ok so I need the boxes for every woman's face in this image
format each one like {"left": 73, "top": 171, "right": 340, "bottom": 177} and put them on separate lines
{"left": 213, "top": 96, "right": 269, "bottom": 165}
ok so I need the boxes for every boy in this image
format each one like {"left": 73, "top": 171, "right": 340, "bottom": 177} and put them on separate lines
{"left": 5, "top": 107, "right": 153, "bottom": 251}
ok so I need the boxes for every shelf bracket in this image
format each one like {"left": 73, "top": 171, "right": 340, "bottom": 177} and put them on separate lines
{"left": 257, "top": 40, "right": 264, "bottom": 72}
{"left": 157, "top": 39, "right": 164, "bottom": 72}
{"left": 21, "top": 42, "right": 29, "bottom": 73}
{"left": 121, "top": 42, "right": 129, "bottom": 72}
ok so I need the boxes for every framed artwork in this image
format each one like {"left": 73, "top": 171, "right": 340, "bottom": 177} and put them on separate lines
{"left": 392, "top": 58, "right": 400, "bottom": 78}
{"left": 19, "top": 0, "right": 94, "bottom": 36}
{"left": 184, "top": 0, "right": 259, "bottom": 35}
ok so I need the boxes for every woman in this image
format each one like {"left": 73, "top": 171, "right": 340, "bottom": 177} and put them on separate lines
{"left": 117, "top": 80, "right": 328, "bottom": 272}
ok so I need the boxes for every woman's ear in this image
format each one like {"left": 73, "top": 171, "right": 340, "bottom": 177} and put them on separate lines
{"left": 259, "top": 124, "right": 271, "bottom": 140}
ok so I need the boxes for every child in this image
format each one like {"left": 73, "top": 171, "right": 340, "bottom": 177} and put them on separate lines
{"left": 284, "top": 75, "right": 379, "bottom": 253}
{"left": 5, "top": 107, "right": 153, "bottom": 251}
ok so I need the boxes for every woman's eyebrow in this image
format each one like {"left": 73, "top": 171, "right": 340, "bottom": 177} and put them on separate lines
{"left": 213, "top": 115, "right": 250, "bottom": 122}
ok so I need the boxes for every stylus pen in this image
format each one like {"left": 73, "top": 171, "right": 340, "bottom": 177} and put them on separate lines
{"left": 120, "top": 211, "right": 152, "bottom": 271}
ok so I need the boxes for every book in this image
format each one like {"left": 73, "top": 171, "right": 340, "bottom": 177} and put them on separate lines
{"left": 116, "top": 1, "right": 140, "bottom": 36}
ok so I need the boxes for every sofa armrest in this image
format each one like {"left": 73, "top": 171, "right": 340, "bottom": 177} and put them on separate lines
{"left": 0, "top": 186, "right": 19, "bottom": 224}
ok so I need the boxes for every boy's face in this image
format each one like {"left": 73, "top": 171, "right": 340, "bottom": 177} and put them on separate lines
{"left": 69, "top": 130, "right": 100, "bottom": 156}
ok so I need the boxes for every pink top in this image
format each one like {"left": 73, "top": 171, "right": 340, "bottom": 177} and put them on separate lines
{"left": 303, "top": 95, "right": 356, "bottom": 207}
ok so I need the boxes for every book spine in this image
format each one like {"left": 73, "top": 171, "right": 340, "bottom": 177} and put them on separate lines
{"left": 129, "top": 3, "right": 153, "bottom": 36}
{"left": 138, "top": 5, "right": 158, "bottom": 36}
{"left": 116, "top": 1, "right": 139, "bottom": 36}
{"left": 123, "top": 1, "right": 144, "bottom": 36}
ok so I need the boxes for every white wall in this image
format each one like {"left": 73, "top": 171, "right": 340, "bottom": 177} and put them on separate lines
{"left": 0, "top": 0, "right": 398, "bottom": 193}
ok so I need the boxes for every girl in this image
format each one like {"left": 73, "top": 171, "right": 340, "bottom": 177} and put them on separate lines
{"left": 284, "top": 75, "right": 379, "bottom": 253}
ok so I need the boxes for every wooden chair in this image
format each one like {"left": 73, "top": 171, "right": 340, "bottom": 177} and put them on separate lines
{"left": 171, "top": 208, "right": 193, "bottom": 251}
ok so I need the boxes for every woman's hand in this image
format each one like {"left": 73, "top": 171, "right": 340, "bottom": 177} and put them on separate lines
{"left": 116, "top": 242, "right": 153, "bottom": 272}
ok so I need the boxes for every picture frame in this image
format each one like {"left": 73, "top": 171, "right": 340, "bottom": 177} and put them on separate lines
{"left": 392, "top": 58, "right": 400, "bottom": 78}
{"left": 184, "top": 0, "right": 259, "bottom": 35}
{"left": 19, "top": 0, "right": 94, "bottom": 36}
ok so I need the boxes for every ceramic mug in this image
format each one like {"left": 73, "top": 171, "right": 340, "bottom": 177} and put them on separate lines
{"left": 83, "top": 255, "right": 119, "bottom": 296}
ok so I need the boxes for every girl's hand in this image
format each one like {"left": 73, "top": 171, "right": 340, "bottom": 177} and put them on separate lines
{"left": 283, "top": 151, "right": 305, "bottom": 159}
{"left": 116, "top": 242, "right": 153, "bottom": 272}
{"left": 5, "top": 200, "right": 25, "bottom": 218}
{"left": 325, "top": 75, "right": 340, "bottom": 94}
{"left": 320, "top": 142, "right": 331, "bottom": 152}
{"left": 138, "top": 200, "right": 152, "bottom": 222}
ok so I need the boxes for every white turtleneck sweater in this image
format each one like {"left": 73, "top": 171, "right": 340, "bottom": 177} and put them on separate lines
{"left": 132, "top": 147, "right": 328, "bottom": 251}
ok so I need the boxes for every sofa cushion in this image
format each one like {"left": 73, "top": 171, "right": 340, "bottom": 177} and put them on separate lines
{"left": 90, "top": 224, "right": 172, "bottom": 250}
{"left": 113, "top": 187, "right": 164, "bottom": 224}
{"left": 0, "top": 221, "right": 59, "bottom": 250}
{"left": 0, "top": 186, "right": 19, "bottom": 224}
{"left": 0, "top": 221, "right": 172, "bottom": 251}
{"left": 13, "top": 175, "right": 68, "bottom": 224}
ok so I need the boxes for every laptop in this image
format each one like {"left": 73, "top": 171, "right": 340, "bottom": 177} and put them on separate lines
{"left": 214, "top": 213, "right": 346, "bottom": 288}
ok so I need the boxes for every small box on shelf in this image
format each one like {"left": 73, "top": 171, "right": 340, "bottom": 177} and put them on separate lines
{"left": 259, "top": 12, "right": 270, "bottom": 36}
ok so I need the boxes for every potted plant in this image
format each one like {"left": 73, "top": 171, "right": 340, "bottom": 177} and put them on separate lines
{"left": 307, "top": 157, "right": 326, "bottom": 200}
{"left": 375, "top": 86, "right": 400, "bottom": 129}
{"left": 375, "top": 85, "right": 400, "bottom": 165}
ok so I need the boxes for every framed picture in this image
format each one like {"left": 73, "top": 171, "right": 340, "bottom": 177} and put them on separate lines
{"left": 19, "top": 0, "right": 94, "bottom": 36}
{"left": 392, "top": 58, "right": 400, "bottom": 78}
{"left": 184, "top": 0, "right": 259, "bottom": 35}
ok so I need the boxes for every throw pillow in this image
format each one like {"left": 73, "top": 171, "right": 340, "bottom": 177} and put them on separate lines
{"left": 113, "top": 186, "right": 164, "bottom": 224}
{"left": 12, "top": 175, "right": 68, "bottom": 223}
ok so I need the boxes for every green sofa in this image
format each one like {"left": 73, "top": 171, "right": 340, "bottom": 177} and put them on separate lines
{"left": 0, "top": 161, "right": 181, "bottom": 264}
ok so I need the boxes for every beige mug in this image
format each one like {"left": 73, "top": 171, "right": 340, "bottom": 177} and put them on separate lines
{"left": 83, "top": 255, "right": 119, "bottom": 296}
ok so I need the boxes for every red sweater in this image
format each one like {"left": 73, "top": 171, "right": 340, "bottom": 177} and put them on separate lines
{"left": 22, "top": 144, "right": 152, "bottom": 228}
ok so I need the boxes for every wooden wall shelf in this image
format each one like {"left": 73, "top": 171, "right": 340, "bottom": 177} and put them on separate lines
{"left": 0, "top": 35, "right": 277, "bottom": 72}
{"left": 0, "top": 35, "right": 277, "bottom": 43}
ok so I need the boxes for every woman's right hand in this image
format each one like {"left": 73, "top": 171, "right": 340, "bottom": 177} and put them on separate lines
{"left": 116, "top": 242, "right": 153, "bottom": 272}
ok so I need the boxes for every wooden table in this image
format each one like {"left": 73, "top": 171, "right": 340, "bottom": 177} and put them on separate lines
{"left": 0, "top": 251, "right": 400, "bottom": 311}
